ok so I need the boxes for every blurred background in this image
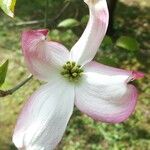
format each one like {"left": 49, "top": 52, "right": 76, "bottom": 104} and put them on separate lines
{"left": 0, "top": 0, "right": 149, "bottom": 149}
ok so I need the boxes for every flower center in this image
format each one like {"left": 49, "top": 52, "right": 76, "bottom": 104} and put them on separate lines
{"left": 61, "top": 61, "right": 84, "bottom": 82}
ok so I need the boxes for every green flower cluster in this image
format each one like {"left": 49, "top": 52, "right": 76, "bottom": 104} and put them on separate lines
{"left": 61, "top": 61, "right": 84, "bottom": 82}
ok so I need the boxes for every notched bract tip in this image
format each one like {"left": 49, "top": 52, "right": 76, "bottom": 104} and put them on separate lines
{"left": 127, "top": 71, "right": 144, "bottom": 83}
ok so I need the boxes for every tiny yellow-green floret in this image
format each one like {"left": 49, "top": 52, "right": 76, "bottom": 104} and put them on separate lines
{"left": 61, "top": 61, "right": 84, "bottom": 82}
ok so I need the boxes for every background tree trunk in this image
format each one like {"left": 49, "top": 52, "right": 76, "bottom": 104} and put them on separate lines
{"left": 107, "top": 0, "right": 118, "bottom": 35}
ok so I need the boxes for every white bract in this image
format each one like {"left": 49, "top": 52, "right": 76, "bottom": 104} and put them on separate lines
{"left": 13, "top": 0, "right": 144, "bottom": 150}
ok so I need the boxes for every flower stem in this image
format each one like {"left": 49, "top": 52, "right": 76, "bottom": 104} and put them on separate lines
{"left": 0, "top": 75, "right": 33, "bottom": 98}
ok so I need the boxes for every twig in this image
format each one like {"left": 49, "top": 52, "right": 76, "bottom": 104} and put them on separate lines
{"left": 44, "top": 0, "right": 49, "bottom": 28}
{"left": 0, "top": 75, "right": 33, "bottom": 97}
{"left": 14, "top": 1, "right": 71, "bottom": 27}
{"left": 52, "top": 1, "right": 71, "bottom": 22}
{"left": 15, "top": 20, "right": 44, "bottom": 26}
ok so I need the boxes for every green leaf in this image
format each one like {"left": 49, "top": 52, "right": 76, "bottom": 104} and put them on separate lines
{"left": 103, "top": 36, "right": 113, "bottom": 46}
{"left": 100, "top": 36, "right": 113, "bottom": 51}
{"left": 0, "top": 60, "right": 9, "bottom": 87}
{"left": 58, "top": 18, "right": 80, "bottom": 28}
{"left": 81, "top": 15, "right": 89, "bottom": 26}
{"left": 0, "top": 0, "right": 16, "bottom": 17}
{"left": 116, "top": 36, "right": 139, "bottom": 51}
{"left": 101, "top": 36, "right": 113, "bottom": 49}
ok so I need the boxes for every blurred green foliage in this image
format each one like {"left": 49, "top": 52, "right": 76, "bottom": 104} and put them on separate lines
{"left": 0, "top": 0, "right": 150, "bottom": 150}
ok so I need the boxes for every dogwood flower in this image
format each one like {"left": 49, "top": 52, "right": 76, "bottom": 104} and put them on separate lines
{"left": 13, "top": 0, "right": 144, "bottom": 149}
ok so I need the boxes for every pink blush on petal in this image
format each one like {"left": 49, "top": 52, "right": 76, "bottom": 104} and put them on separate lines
{"left": 37, "top": 29, "right": 49, "bottom": 36}
{"left": 132, "top": 71, "right": 145, "bottom": 80}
